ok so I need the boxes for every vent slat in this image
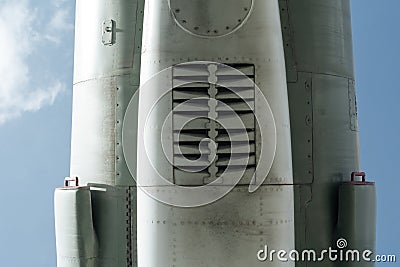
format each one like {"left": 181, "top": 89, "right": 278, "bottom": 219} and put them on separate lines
{"left": 171, "top": 63, "right": 257, "bottom": 186}
{"left": 217, "top": 65, "right": 255, "bottom": 76}
{"left": 216, "top": 155, "right": 256, "bottom": 167}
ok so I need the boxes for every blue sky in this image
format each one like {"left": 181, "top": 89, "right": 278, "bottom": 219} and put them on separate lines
{"left": 352, "top": 0, "right": 400, "bottom": 264}
{"left": 0, "top": 0, "right": 398, "bottom": 266}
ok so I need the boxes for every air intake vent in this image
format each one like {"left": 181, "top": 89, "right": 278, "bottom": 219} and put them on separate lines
{"left": 172, "top": 63, "right": 256, "bottom": 186}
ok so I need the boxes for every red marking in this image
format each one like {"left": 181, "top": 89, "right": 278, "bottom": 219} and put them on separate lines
{"left": 344, "top": 172, "right": 375, "bottom": 185}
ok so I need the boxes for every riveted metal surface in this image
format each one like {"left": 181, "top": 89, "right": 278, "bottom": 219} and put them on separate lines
{"left": 73, "top": 0, "right": 138, "bottom": 84}
{"left": 312, "top": 73, "right": 360, "bottom": 182}
{"left": 279, "top": 1, "right": 366, "bottom": 266}
{"left": 282, "top": 0, "right": 355, "bottom": 77}
{"left": 279, "top": 0, "right": 297, "bottom": 82}
{"left": 125, "top": 187, "right": 138, "bottom": 267}
{"left": 60, "top": 0, "right": 145, "bottom": 266}
{"left": 137, "top": 0, "right": 294, "bottom": 266}
{"left": 169, "top": 0, "right": 253, "bottom": 38}
{"left": 115, "top": 75, "right": 139, "bottom": 187}
{"left": 138, "top": 186, "right": 294, "bottom": 267}
{"left": 70, "top": 78, "right": 117, "bottom": 186}
{"left": 287, "top": 72, "right": 313, "bottom": 184}
{"left": 293, "top": 185, "right": 312, "bottom": 261}
{"left": 139, "top": 0, "right": 293, "bottom": 187}
{"left": 71, "top": 0, "right": 144, "bottom": 186}
{"left": 87, "top": 184, "right": 130, "bottom": 266}
{"left": 60, "top": 0, "right": 372, "bottom": 266}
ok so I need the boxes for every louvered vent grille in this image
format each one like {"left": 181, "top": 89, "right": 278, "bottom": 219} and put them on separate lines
{"left": 172, "top": 63, "right": 256, "bottom": 186}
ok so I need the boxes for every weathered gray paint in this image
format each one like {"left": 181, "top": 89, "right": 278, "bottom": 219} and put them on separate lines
{"left": 55, "top": 187, "right": 97, "bottom": 266}
{"left": 70, "top": 0, "right": 144, "bottom": 187}
{"left": 55, "top": 0, "right": 376, "bottom": 266}
{"left": 55, "top": 0, "right": 144, "bottom": 266}
{"left": 337, "top": 183, "right": 376, "bottom": 267}
{"left": 136, "top": 0, "right": 294, "bottom": 266}
{"left": 279, "top": 0, "right": 376, "bottom": 266}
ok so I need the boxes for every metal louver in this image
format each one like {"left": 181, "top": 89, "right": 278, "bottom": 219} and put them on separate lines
{"left": 172, "top": 63, "right": 256, "bottom": 186}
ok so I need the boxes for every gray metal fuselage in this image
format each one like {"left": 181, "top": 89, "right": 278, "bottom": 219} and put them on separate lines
{"left": 54, "top": 0, "right": 376, "bottom": 266}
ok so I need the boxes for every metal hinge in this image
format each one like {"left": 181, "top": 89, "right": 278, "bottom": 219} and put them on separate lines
{"left": 102, "top": 19, "right": 116, "bottom": 46}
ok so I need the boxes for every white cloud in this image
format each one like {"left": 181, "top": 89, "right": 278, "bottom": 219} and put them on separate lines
{"left": 49, "top": 9, "right": 74, "bottom": 32}
{"left": 0, "top": 0, "right": 71, "bottom": 125}
{"left": 45, "top": 0, "right": 74, "bottom": 43}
